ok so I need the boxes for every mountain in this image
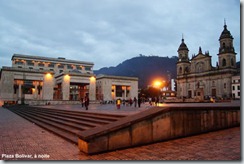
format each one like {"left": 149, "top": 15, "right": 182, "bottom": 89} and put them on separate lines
{"left": 94, "top": 55, "right": 178, "bottom": 88}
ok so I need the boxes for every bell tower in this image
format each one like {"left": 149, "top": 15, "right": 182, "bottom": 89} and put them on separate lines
{"left": 177, "top": 36, "right": 190, "bottom": 76}
{"left": 218, "top": 20, "right": 236, "bottom": 69}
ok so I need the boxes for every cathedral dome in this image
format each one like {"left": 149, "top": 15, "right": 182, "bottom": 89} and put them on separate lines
{"left": 177, "top": 38, "right": 189, "bottom": 52}
{"left": 219, "top": 24, "right": 233, "bottom": 40}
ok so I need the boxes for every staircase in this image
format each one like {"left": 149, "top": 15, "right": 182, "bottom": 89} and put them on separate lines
{"left": 7, "top": 105, "right": 127, "bottom": 144}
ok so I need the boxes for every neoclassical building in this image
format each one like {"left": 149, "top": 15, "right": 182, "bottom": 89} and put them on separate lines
{"left": 96, "top": 74, "right": 138, "bottom": 102}
{"left": 176, "top": 22, "right": 238, "bottom": 101}
{"left": 0, "top": 54, "right": 138, "bottom": 105}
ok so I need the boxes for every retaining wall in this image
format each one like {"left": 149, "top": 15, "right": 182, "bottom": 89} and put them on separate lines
{"left": 78, "top": 106, "right": 240, "bottom": 154}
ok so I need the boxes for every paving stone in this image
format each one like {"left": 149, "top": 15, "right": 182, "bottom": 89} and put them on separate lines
{"left": 0, "top": 104, "right": 241, "bottom": 161}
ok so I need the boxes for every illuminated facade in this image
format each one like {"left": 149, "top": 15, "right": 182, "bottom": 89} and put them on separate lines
{"left": 176, "top": 22, "right": 239, "bottom": 101}
{"left": 96, "top": 74, "right": 138, "bottom": 102}
{"left": 0, "top": 54, "right": 138, "bottom": 105}
{"left": 0, "top": 54, "right": 96, "bottom": 105}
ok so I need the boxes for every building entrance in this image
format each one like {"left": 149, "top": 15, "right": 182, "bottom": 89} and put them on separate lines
{"left": 211, "top": 88, "right": 216, "bottom": 97}
{"left": 69, "top": 83, "right": 89, "bottom": 101}
{"left": 53, "top": 82, "right": 89, "bottom": 101}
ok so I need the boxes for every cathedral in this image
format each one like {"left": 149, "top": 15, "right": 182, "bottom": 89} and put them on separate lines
{"left": 176, "top": 22, "right": 238, "bottom": 101}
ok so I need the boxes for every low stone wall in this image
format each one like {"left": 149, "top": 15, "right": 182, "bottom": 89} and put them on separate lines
{"left": 78, "top": 106, "right": 240, "bottom": 154}
{"left": 24, "top": 100, "right": 81, "bottom": 105}
{"left": 24, "top": 100, "right": 100, "bottom": 105}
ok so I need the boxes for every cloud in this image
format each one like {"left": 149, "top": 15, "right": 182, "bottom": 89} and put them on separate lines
{"left": 0, "top": 0, "right": 240, "bottom": 70}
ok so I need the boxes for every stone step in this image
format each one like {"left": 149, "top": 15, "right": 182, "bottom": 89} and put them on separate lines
{"left": 7, "top": 105, "right": 127, "bottom": 146}
{"left": 13, "top": 109, "right": 93, "bottom": 131}
{"left": 35, "top": 107, "right": 126, "bottom": 120}
{"left": 10, "top": 110, "right": 84, "bottom": 135}
{"left": 16, "top": 106, "right": 124, "bottom": 123}
{"left": 9, "top": 110, "right": 78, "bottom": 144}
{"left": 18, "top": 107, "right": 114, "bottom": 125}
{"left": 17, "top": 109, "right": 99, "bottom": 128}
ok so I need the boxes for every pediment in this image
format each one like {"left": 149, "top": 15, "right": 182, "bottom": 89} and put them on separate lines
{"left": 191, "top": 54, "right": 210, "bottom": 61}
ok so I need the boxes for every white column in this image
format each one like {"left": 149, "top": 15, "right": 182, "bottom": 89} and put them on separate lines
{"left": 62, "top": 75, "right": 70, "bottom": 100}
{"left": 124, "top": 86, "right": 127, "bottom": 99}
{"left": 43, "top": 73, "right": 54, "bottom": 100}
{"left": 89, "top": 76, "right": 96, "bottom": 101}
{"left": 34, "top": 83, "right": 38, "bottom": 99}
{"left": 18, "top": 84, "right": 22, "bottom": 99}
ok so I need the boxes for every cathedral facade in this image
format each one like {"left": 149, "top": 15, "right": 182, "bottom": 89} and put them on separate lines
{"left": 176, "top": 22, "right": 238, "bottom": 101}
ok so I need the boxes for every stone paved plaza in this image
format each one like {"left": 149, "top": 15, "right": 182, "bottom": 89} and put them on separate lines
{"left": 0, "top": 102, "right": 241, "bottom": 161}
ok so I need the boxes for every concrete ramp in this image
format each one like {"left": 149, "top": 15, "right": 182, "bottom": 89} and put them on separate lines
{"left": 78, "top": 106, "right": 240, "bottom": 154}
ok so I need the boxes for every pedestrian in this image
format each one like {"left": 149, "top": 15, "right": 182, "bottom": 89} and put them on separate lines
{"left": 129, "top": 98, "right": 133, "bottom": 106}
{"left": 138, "top": 97, "right": 141, "bottom": 108}
{"left": 81, "top": 97, "right": 84, "bottom": 107}
{"left": 155, "top": 97, "right": 159, "bottom": 106}
{"left": 149, "top": 97, "right": 152, "bottom": 106}
{"left": 84, "top": 96, "right": 89, "bottom": 110}
{"left": 134, "top": 97, "right": 137, "bottom": 107}
{"left": 116, "top": 98, "right": 121, "bottom": 109}
{"left": 122, "top": 99, "right": 126, "bottom": 106}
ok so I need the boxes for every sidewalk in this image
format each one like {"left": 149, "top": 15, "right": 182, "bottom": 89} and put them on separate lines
{"left": 0, "top": 106, "right": 241, "bottom": 160}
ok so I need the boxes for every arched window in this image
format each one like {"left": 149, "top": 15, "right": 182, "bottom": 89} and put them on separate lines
{"left": 179, "top": 67, "right": 182, "bottom": 74}
{"left": 222, "top": 58, "right": 226, "bottom": 67}
{"left": 185, "top": 66, "right": 189, "bottom": 73}
{"left": 222, "top": 42, "right": 226, "bottom": 48}
{"left": 231, "top": 58, "right": 234, "bottom": 66}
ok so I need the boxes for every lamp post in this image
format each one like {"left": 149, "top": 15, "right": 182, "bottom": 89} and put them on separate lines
{"left": 152, "top": 80, "right": 166, "bottom": 105}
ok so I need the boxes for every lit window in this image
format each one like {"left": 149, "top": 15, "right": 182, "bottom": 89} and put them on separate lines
{"left": 48, "top": 63, "right": 55, "bottom": 68}
{"left": 27, "top": 61, "right": 34, "bottom": 66}
{"left": 38, "top": 63, "right": 45, "bottom": 67}
{"left": 58, "top": 64, "right": 64, "bottom": 68}
{"left": 67, "top": 65, "right": 73, "bottom": 69}
{"left": 15, "top": 61, "right": 24, "bottom": 65}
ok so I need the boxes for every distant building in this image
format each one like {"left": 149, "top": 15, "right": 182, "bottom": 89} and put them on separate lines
{"left": 176, "top": 22, "right": 239, "bottom": 101}
{"left": 0, "top": 54, "right": 138, "bottom": 105}
{"left": 232, "top": 74, "right": 240, "bottom": 99}
{"left": 96, "top": 74, "right": 138, "bottom": 102}
{"left": 171, "top": 79, "right": 176, "bottom": 91}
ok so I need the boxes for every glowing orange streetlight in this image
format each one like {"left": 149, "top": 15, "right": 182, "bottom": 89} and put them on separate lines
{"left": 153, "top": 80, "right": 162, "bottom": 88}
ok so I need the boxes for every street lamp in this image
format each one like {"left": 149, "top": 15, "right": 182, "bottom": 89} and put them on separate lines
{"left": 153, "top": 80, "right": 162, "bottom": 88}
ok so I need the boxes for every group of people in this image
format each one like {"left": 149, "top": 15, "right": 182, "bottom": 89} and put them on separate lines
{"left": 116, "top": 97, "right": 142, "bottom": 109}
{"left": 81, "top": 96, "right": 161, "bottom": 110}
{"left": 148, "top": 97, "right": 161, "bottom": 106}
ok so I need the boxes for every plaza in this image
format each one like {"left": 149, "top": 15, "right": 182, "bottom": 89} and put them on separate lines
{"left": 0, "top": 101, "right": 241, "bottom": 160}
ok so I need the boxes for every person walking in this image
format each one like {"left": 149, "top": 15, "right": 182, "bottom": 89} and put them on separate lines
{"left": 116, "top": 98, "right": 121, "bottom": 109}
{"left": 84, "top": 95, "right": 89, "bottom": 110}
{"left": 129, "top": 98, "right": 133, "bottom": 106}
{"left": 138, "top": 97, "right": 141, "bottom": 108}
{"left": 133, "top": 97, "right": 137, "bottom": 107}
{"left": 149, "top": 97, "right": 152, "bottom": 106}
{"left": 81, "top": 97, "right": 84, "bottom": 107}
